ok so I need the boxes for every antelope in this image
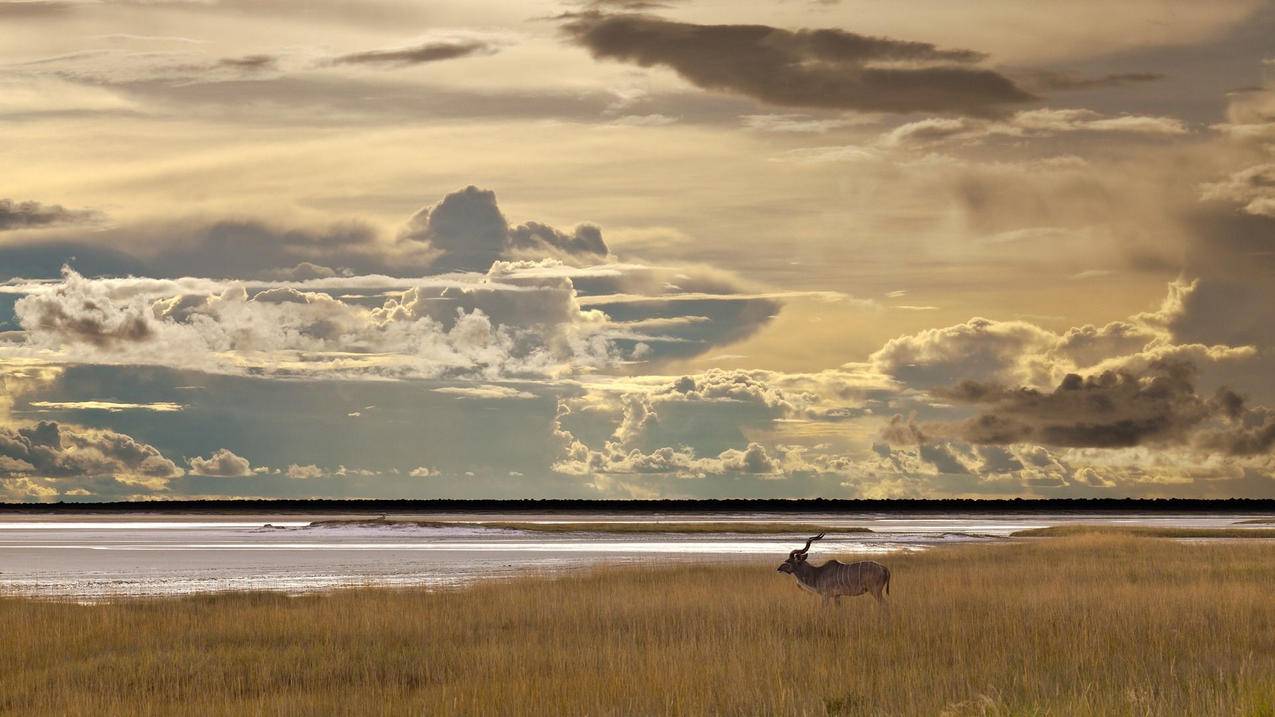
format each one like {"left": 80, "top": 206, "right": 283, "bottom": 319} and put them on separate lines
{"left": 776, "top": 533, "right": 891, "bottom": 609}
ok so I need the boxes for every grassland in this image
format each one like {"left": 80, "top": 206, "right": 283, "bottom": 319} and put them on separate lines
{"left": 306, "top": 518, "right": 874, "bottom": 534}
{"left": 1011, "top": 524, "right": 1275, "bottom": 538}
{"left": 4, "top": 536, "right": 1275, "bottom": 716}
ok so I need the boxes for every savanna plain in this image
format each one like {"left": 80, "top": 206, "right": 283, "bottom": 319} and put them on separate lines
{"left": 3, "top": 533, "right": 1274, "bottom": 716}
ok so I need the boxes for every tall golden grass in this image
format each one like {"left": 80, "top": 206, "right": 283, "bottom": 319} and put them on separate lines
{"left": 1012, "top": 524, "right": 1275, "bottom": 538}
{"left": 3, "top": 536, "right": 1274, "bottom": 716}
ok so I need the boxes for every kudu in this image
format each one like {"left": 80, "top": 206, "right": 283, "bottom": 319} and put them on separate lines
{"left": 776, "top": 533, "right": 891, "bottom": 609}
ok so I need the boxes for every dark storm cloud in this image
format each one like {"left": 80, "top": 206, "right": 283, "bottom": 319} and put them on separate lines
{"left": 330, "top": 40, "right": 497, "bottom": 67}
{"left": 0, "top": 1, "right": 70, "bottom": 17}
{"left": 150, "top": 219, "right": 397, "bottom": 278}
{"left": 933, "top": 361, "right": 1246, "bottom": 450}
{"left": 559, "top": 12, "right": 1035, "bottom": 115}
{"left": 918, "top": 442, "right": 970, "bottom": 475}
{"left": 1024, "top": 71, "right": 1165, "bottom": 92}
{"left": 0, "top": 187, "right": 612, "bottom": 279}
{"left": 0, "top": 226, "right": 389, "bottom": 281}
{"left": 216, "top": 54, "right": 277, "bottom": 71}
{"left": 508, "top": 222, "right": 607, "bottom": 258}
{"left": 0, "top": 420, "right": 181, "bottom": 480}
{"left": 1196, "top": 408, "right": 1275, "bottom": 456}
{"left": 573, "top": 0, "right": 679, "bottom": 10}
{"left": 400, "top": 186, "right": 609, "bottom": 272}
{"left": 0, "top": 199, "right": 101, "bottom": 231}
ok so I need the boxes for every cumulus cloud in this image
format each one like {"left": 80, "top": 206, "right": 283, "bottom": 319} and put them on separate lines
{"left": 551, "top": 390, "right": 854, "bottom": 480}
{"left": 880, "top": 357, "right": 1274, "bottom": 462}
{"left": 5, "top": 253, "right": 793, "bottom": 380}
{"left": 188, "top": 448, "right": 254, "bottom": 477}
{"left": 870, "top": 317, "right": 1063, "bottom": 389}
{"left": 0, "top": 420, "right": 181, "bottom": 482}
{"left": 560, "top": 13, "right": 1034, "bottom": 116}
{"left": 285, "top": 463, "right": 323, "bottom": 479}
{"left": 399, "top": 186, "right": 609, "bottom": 272}
{"left": 933, "top": 361, "right": 1231, "bottom": 449}
{"left": 17, "top": 271, "right": 156, "bottom": 348}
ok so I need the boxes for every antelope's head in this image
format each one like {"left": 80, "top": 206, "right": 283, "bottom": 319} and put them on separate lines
{"left": 777, "top": 533, "right": 824, "bottom": 573}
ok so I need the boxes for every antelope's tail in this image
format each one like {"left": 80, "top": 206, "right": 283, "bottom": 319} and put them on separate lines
{"left": 884, "top": 565, "right": 891, "bottom": 595}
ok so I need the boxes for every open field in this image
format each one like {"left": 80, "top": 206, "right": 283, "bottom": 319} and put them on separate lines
{"left": 306, "top": 518, "right": 875, "bottom": 534}
{"left": 3, "top": 536, "right": 1275, "bottom": 716}
{"left": 1011, "top": 524, "right": 1275, "bottom": 538}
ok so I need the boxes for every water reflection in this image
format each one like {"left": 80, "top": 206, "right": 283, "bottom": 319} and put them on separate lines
{"left": 0, "top": 512, "right": 1263, "bottom": 599}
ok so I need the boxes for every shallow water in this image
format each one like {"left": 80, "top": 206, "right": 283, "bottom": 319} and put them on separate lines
{"left": 0, "top": 512, "right": 1264, "bottom": 598}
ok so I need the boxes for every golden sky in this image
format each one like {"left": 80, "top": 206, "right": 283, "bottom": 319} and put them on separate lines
{"left": 1, "top": 0, "right": 1274, "bottom": 500}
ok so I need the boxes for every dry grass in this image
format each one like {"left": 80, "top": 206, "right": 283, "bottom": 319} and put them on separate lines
{"left": 3, "top": 536, "right": 1275, "bottom": 716}
{"left": 307, "top": 518, "right": 873, "bottom": 534}
{"left": 1235, "top": 518, "right": 1275, "bottom": 525}
{"left": 1012, "top": 524, "right": 1275, "bottom": 538}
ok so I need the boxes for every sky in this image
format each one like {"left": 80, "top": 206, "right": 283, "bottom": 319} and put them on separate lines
{"left": 2, "top": 0, "right": 1275, "bottom": 501}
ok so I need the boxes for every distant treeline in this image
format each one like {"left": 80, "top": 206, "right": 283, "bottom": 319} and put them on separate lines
{"left": 1, "top": 498, "right": 1273, "bottom": 514}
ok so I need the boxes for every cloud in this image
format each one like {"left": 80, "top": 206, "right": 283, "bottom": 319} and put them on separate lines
{"left": 1201, "top": 163, "right": 1275, "bottom": 218}
{"left": 432, "top": 385, "right": 537, "bottom": 400}
{"left": 870, "top": 317, "right": 1063, "bottom": 389}
{"left": 1023, "top": 71, "right": 1165, "bottom": 92}
{"left": 876, "top": 357, "right": 1271, "bottom": 463}
{"left": 330, "top": 40, "right": 497, "bottom": 67}
{"left": 399, "top": 186, "right": 609, "bottom": 272}
{"left": 553, "top": 397, "right": 790, "bottom": 478}
{"left": 0, "top": 420, "right": 181, "bottom": 482}
{"left": 28, "top": 400, "right": 183, "bottom": 412}
{"left": 17, "top": 270, "right": 157, "bottom": 348}
{"left": 573, "top": 0, "right": 678, "bottom": 10}
{"left": 741, "top": 113, "right": 874, "bottom": 134}
{"left": 878, "top": 108, "right": 1188, "bottom": 148}
{"left": 216, "top": 54, "right": 277, "bottom": 71}
{"left": 5, "top": 253, "right": 792, "bottom": 380}
{"left": 188, "top": 448, "right": 253, "bottom": 477}
{"left": 1195, "top": 408, "right": 1275, "bottom": 456}
{"left": 0, "top": 1, "right": 70, "bottom": 17}
{"left": 560, "top": 13, "right": 1034, "bottom": 116}
{"left": 0, "top": 199, "right": 101, "bottom": 231}
{"left": 931, "top": 361, "right": 1231, "bottom": 449}
{"left": 286, "top": 463, "right": 323, "bottom": 479}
